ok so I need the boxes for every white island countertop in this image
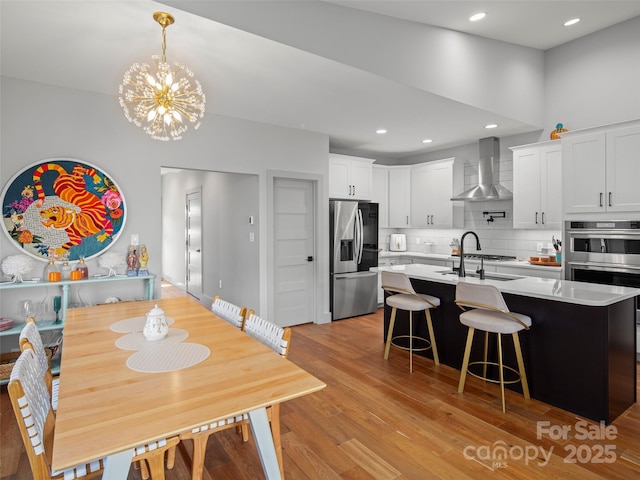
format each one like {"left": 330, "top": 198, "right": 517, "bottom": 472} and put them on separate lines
{"left": 373, "top": 263, "right": 640, "bottom": 307}
{"left": 378, "top": 250, "right": 564, "bottom": 274}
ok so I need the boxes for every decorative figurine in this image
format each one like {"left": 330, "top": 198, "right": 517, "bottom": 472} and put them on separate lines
{"left": 127, "top": 245, "right": 138, "bottom": 276}
{"left": 550, "top": 122, "right": 568, "bottom": 140}
{"left": 138, "top": 244, "right": 149, "bottom": 276}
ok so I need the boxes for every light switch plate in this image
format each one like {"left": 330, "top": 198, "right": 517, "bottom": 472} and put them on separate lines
{"left": 131, "top": 234, "right": 139, "bottom": 245}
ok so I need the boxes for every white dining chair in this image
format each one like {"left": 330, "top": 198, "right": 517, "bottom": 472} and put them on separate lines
{"left": 243, "top": 311, "right": 292, "bottom": 478}
{"left": 211, "top": 295, "right": 247, "bottom": 329}
{"left": 19, "top": 318, "right": 59, "bottom": 411}
{"left": 8, "top": 347, "right": 180, "bottom": 480}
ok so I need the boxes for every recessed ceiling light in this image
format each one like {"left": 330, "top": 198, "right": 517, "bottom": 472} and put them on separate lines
{"left": 470, "top": 12, "right": 486, "bottom": 22}
{"left": 422, "top": 139, "right": 433, "bottom": 144}
{"left": 485, "top": 124, "right": 498, "bottom": 129}
{"left": 376, "top": 129, "right": 387, "bottom": 134}
{"left": 564, "top": 18, "right": 581, "bottom": 27}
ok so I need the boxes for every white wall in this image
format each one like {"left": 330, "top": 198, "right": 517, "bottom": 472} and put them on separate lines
{"left": 0, "top": 78, "right": 330, "bottom": 324}
{"left": 161, "top": 169, "right": 260, "bottom": 311}
{"left": 544, "top": 15, "right": 640, "bottom": 139}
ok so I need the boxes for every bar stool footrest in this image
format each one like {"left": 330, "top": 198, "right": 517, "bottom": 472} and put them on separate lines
{"left": 467, "top": 361, "right": 522, "bottom": 385}
{"left": 390, "top": 335, "right": 432, "bottom": 352}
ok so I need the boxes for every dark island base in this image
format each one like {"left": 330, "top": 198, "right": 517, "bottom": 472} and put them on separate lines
{"left": 383, "top": 279, "right": 637, "bottom": 424}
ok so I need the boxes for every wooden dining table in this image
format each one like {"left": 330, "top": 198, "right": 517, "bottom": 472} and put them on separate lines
{"left": 52, "top": 296, "right": 325, "bottom": 480}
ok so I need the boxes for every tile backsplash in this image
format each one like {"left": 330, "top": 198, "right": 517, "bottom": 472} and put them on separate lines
{"left": 378, "top": 151, "right": 561, "bottom": 259}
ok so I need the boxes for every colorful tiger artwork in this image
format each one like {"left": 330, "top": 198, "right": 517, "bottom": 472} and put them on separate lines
{"left": 32, "top": 163, "right": 113, "bottom": 255}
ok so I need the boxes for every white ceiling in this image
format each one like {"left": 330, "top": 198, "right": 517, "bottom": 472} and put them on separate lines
{"left": 2, "top": 1, "right": 639, "bottom": 160}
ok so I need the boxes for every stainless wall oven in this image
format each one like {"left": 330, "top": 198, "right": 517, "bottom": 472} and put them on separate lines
{"left": 565, "top": 220, "right": 640, "bottom": 358}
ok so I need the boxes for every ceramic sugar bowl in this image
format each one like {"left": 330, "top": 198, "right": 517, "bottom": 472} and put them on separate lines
{"left": 143, "top": 304, "right": 169, "bottom": 341}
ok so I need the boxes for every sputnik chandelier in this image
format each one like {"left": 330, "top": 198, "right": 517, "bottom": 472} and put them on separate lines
{"left": 119, "top": 12, "right": 205, "bottom": 141}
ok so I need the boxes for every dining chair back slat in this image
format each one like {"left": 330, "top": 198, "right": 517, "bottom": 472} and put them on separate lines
{"left": 243, "top": 312, "right": 291, "bottom": 358}
{"left": 19, "top": 319, "right": 58, "bottom": 410}
{"left": 211, "top": 296, "right": 247, "bottom": 329}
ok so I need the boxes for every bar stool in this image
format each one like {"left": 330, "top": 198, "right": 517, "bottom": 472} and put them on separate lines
{"left": 455, "top": 282, "right": 531, "bottom": 412}
{"left": 382, "top": 271, "right": 440, "bottom": 372}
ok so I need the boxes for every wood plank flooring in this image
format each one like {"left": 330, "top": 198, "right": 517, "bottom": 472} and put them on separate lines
{"left": 2, "top": 281, "right": 639, "bottom": 479}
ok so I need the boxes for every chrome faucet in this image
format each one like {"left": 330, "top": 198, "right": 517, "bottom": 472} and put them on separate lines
{"left": 458, "top": 231, "right": 482, "bottom": 278}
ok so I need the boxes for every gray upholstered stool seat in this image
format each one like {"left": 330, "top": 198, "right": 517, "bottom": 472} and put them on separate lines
{"left": 455, "top": 282, "right": 531, "bottom": 412}
{"left": 386, "top": 293, "right": 440, "bottom": 311}
{"left": 382, "top": 271, "right": 440, "bottom": 372}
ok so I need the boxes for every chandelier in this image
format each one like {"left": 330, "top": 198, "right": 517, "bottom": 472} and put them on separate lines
{"left": 119, "top": 12, "right": 205, "bottom": 141}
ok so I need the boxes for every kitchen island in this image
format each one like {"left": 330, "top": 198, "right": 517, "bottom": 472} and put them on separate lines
{"left": 375, "top": 263, "right": 638, "bottom": 423}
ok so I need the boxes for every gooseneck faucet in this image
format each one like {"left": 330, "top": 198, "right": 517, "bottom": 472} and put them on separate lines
{"left": 458, "top": 231, "right": 482, "bottom": 278}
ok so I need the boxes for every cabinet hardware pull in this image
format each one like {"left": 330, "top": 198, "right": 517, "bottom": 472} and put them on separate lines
{"left": 541, "top": 212, "right": 545, "bottom": 224}
{"left": 600, "top": 192, "right": 603, "bottom": 207}
{"left": 535, "top": 212, "right": 538, "bottom": 224}
{"left": 353, "top": 185, "right": 356, "bottom": 196}
{"left": 609, "top": 192, "right": 612, "bottom": 207}
{"left": 406, "top": 216, "right": 409, "bottom": 225}
{"left": 430, "top": 215, "right": 434, "bottom": 224}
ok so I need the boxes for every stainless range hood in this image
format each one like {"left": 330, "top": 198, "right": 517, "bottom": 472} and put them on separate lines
{"left": 451, "top": 136, "right": 512, "bottom": 202}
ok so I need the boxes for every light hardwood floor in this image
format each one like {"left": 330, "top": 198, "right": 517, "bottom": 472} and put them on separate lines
{"left": 1, "top": 281, "right": 639, "bottom": 479}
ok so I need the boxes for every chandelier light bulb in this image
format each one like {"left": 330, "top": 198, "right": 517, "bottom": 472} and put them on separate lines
{"left": 119, "top": 12, "right": 206, "bottom": 141}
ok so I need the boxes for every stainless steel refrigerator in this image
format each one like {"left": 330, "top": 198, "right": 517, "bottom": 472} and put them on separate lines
{"left": 330, "top": 200, "right": 378, "bottom": 320}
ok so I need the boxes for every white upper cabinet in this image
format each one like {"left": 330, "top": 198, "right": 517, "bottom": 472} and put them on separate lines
{"left": 329, "top": 153, "right": 374, "bottom": 200}
{"left": 511, "top": 142, "right": 562, "bottom": 229}
{"left": 410, "top": 158, "right": 459, "bottom": 228}
{"left": 388, "top": 166, "right": 412, "bottom": 228}
{"left": 371, "top": 165, "right": 389, "bottom": 228}
{"left": 563, "top": 121, "right": 640, "bottom": 214}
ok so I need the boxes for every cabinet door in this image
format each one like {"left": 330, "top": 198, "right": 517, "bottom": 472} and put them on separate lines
{"left": 539, "top": 145, "right": 562, "bottom": 229}
{"left": 606, "top": 125, "right": 640, "bottom": 212}
{"left": 410, "top": 164, "right": 431, "bottom": 228}
{"left": 350, "top": 160, "right": 372, "bottom": 200}
{"left": 513, "top": 148, "right": 541, "bottom": 229}
{"left": 371, "top": 166, "right": 389, "bottom": 228}
{"left": 388, "top": 167, "right": 411, "bottom": 227}
{"left": 563, "top": 132, "right": 606, "bottom": 213}
{"left": 329, "top": 156, "right": 352, "bottom": 199}
{"left": 410, "top": 161, "right": 453, "bottom": 228}
{"left": 427, "top": 162, "right": 454, "bottom": 228}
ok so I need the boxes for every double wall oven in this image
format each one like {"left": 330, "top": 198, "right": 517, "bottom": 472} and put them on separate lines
{"left": 565, "top": 220, "right": 640, "bottom": 357}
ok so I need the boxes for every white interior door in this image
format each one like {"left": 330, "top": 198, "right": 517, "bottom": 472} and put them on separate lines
{"left": 186, "top": 189, "right": 202, "bottom": 300}
{"left": 273, "top": 178, "right": 315, "bottom": 327}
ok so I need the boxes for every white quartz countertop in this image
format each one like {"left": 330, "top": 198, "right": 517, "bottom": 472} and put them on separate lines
{"left": 379, "top": 250, "right": 563, "bottom": 273}
{"left": 373, "top": 263, "right": 640, "bottom": 307}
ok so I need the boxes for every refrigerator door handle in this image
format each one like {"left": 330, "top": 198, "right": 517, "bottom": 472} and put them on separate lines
{"left": 355, "top": 208, "right": 364, "bottom": 264}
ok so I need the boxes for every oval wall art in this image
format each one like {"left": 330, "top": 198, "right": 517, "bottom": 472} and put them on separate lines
{"left": 1, "top": 159, "right": 126, "bottom": 261}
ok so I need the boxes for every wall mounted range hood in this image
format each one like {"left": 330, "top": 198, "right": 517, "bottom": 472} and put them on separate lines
{"left": 451, "top": 136, "right": 512, "bottom": 202}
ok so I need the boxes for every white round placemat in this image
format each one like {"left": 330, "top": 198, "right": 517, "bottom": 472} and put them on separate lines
{"left": 115, "top": 329, "right": 189, "bottom": 350}
{"left": 110, "top": 316, "right": 175, "bottom": 333}
{"left": 126, "top": 343, "right": 210, "bottom": 373}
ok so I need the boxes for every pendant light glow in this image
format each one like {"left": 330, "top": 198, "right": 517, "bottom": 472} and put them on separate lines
{"left": 119, "top": 12, "right": 206, "bottom": 141}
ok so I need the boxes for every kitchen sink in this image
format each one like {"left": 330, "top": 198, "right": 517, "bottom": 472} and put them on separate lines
{"left": 435, "top": 270, "right": 523, "bottom": 281}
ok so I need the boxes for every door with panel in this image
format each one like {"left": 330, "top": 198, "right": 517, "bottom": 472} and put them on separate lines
{"left": 273, "top": 178, "right": 316, "bottom": 327}
{"left": 186, "top": 188, "right": 203, "bottom": 300}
